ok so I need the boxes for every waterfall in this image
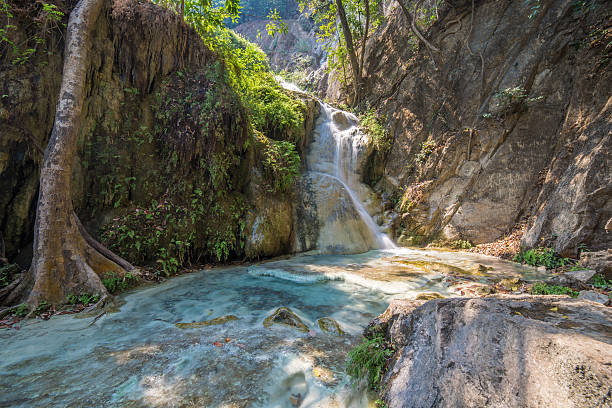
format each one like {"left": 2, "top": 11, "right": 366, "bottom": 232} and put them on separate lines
{"left": 277, "top": 77, "right": 396, "bottom": 252}
{"left": 304, "top": 100, "right": 396, "bottom": 251}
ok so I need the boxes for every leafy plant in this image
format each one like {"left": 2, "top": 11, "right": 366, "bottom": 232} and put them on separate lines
{"left": 592, "top": 274, "right": 611, "bottom": 289}
{"left": 66, "top": 293, "right": 100, "bottom": 305}
{"left": 0, "top": 263, "right": 19, "bottom": 288}
{"left": 493, "top": 86, "right": 543, "bottom": 115}
{"left": 415, "top": 139, "right": 436, "bottom": 165}
{"left": 0, "top": 1, "right": 65, "bottom": 65}
{"left": 451, "top": 240, "right": 473, "bottom": 250}
{"left": 102, "top": 272, "right": 138, "bottom": 294}
{"left": 360, "top": 108, "right": 391, "bottom": 152}
{"left": 513, "top": 247, "right": 571, "bottom": 269}
{"left": 346, "top": 334, "right": 393, "bottom": 391}
{"left": 256, "top": 131, "right": 301, "bottom": 193}
{"left": 531, "top": 282, "right": 578, "bottom": 297}
{"left": 14, "top": 303, "right": 28, "bottom": 317}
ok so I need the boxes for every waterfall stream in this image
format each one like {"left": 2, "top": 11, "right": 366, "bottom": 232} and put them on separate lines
{"left": 306, "top": 102, "right": 396, "bottom": 250}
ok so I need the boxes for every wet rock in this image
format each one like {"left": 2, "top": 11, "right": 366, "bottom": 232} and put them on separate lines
{"left": 577, "top": 290, "right": 609, "bottom": 305}
{"left": 580, "top": 250, "right": 612, "bottom": 280}
{"left": 317, "top": 317, "right": 345, "bottom": 336}
{"left": 372, "top": 296, "right": 612, "bottom": 408}
{"left": 415, "top": 292, "right": 445, "bottom": 301}
{"left": 175, "top": 315, "right": 239, "bottom": 329}
{"left": 294, "top": 173, "right": 377, "bottom": 254}
{"left": 244, "top": 168, "right": 293, "bottom": 259}
{"left": 263, "top": 307, "right": 309, "bottom": 332}
{"left": 564, "top": 269, "right": 597, "bottom": 283}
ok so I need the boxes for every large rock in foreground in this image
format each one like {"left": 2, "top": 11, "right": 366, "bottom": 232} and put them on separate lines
{"left": 368, "top": 296, "right": 612, "bottom": 408}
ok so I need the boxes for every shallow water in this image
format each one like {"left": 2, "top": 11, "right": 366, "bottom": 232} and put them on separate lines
{"left": 0, "top": 248, "right": 545, "bottom": 408}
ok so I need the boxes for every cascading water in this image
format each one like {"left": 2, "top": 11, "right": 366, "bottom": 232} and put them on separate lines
{"left": 308, "top": 103, "right": 396, "bottom": 250}
{"left": 278, "top": 76, "right": 395, "bottom": 253}
{"left": 297, "top": 98, "right": 395, "bottom": 253}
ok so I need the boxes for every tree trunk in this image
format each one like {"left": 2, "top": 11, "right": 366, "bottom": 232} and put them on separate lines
{"left": 335, "top": 0, "right": 362, "bottom": 104}
{"left": 23, "top": 0, "right": 130, "bottom": 306}
{"left": 358, "top": 0, "right": 370, "bottom": 78}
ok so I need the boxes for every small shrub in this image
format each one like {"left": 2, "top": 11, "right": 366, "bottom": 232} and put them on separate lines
{"left": 592, "top": 274, "right": 611, "bottom": 289}
{"left": 14, "top": 303, "right": 29, "bottom": 317}
{"left": 513, "top": 247, "right": 571, "bottom": 269}
{"left": 360, "top": 108, "right": 391, "bottom": 152}
{"left": 66, "top": 294, "right": 100, "bottom": 305}
{"left": 35, "top": 301, "right": 50, "bottom": 314}
{"left": 531, "top": 282, "right": 578, "bottom": 297}
{"left": 415, "top": 139, "right": 436, "bottom": 164}
{"left": 346, "top": 334, "right": 393, "bottom": 391}
{"left": 493, "top": 86, "right": 543, "bottom": 115}
{"left": 255, "top": 131, "right": 301, "bottom": 193}
{"left": 451, "top": 240, "right": 473, "bottom": 250}
{"left": 102, "top": 272, "right": 138, "bottom": 294}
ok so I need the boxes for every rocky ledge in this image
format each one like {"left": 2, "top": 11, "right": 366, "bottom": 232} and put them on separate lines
{"left": 366, "top": 296, "right": 612, "bottom": 408}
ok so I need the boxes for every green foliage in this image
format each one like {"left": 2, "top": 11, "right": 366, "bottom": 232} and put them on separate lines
{"left": 227, "top": 0, "right": 297, "bottom": 28}
{"left": 14, "top": 303, "right": 29, "bottom": 317}
{"left": 360, "top": 108, "right": 391, "bottom": 152}
{"left": 0, "top": 263, "right": 19, "bottom": 288}
{"left": 0, "top": 0, "right": 64, "bottom": 65}
{"left": 374, "top": 400, "right": 389, "bottom": 408}
{"left": 513, "top": 247, "right": 571, "bottom": 269}
{"left": 35, "top": 301, "right": 50, "bottom": 314}
{"left": 102, "top": 273, "right": 138, "bottom": 294}
{"left": 450, "top": 240, "right": 473, "bottom": 250}
{"left": 346, "top": 334, "right": 393, "bottom": 391}
{"left": 415, "top": 139, "right": 436, "bottom": 164}
{"left": 256, "top": 131, "right": 301, "bottom": 193}
{"left": 493, "top": 86, "right": 543, "bottom": 115}
{"left": 66, "top": 294, "right": 100, "bottom": 306}
{"left": 153, "top": 0, "right": 241, "bottom": 35}
{"left": 299, "top": 0, "right": 385, "bottom": 90}
{"left": 531, "top": 282, "right": 578, "bottom": 297}
{"left": 248, "top": 81, "right": 306, "bottom": 141}
{"left": 592, "top": 274, "right": 611, "bottom": 289}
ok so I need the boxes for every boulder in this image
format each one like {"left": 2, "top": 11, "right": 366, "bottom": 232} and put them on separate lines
{"left": 580, "top": 250, "right": 612, "bottom": 280}
{"left": 293, "top": 172, "right": 377, "bottom": 254}
{"left": 317, "top": 317, "right": 345, "bottom": 336}
{"left": 577, "top": 290, "right": 610, "bottom": 305}
{"left": 564, "top": 269, "right": 597, "bottom": 283}
{"left": 263, "top": 307, "right": 309, "bottom": 332}
{"left": 368, "top": 296, "right": 612, "bottom": 408}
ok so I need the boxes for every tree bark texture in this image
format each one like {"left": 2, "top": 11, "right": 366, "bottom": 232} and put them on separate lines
{"left": 26, "top": 0, "right": 127, "bottom": 306}
{"left": 335, "top": 0, "right": 363, "bottom": 104}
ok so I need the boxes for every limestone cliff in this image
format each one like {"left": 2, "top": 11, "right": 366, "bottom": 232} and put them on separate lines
{"left": 349, "top": 0, "right": 611, "bottom": 256}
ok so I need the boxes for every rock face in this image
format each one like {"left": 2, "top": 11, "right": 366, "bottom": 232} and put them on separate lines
{"left": 368, "top": 296, "right": 612, "bottom": 408}
{"left": 348, "top": 0, "right": 612, "bottom": 255}
{"left": 293, "top": 172, "right": 377, "bottom": 254}
{"left": 580, "top": 250, "right": 612, "bottom": 280}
